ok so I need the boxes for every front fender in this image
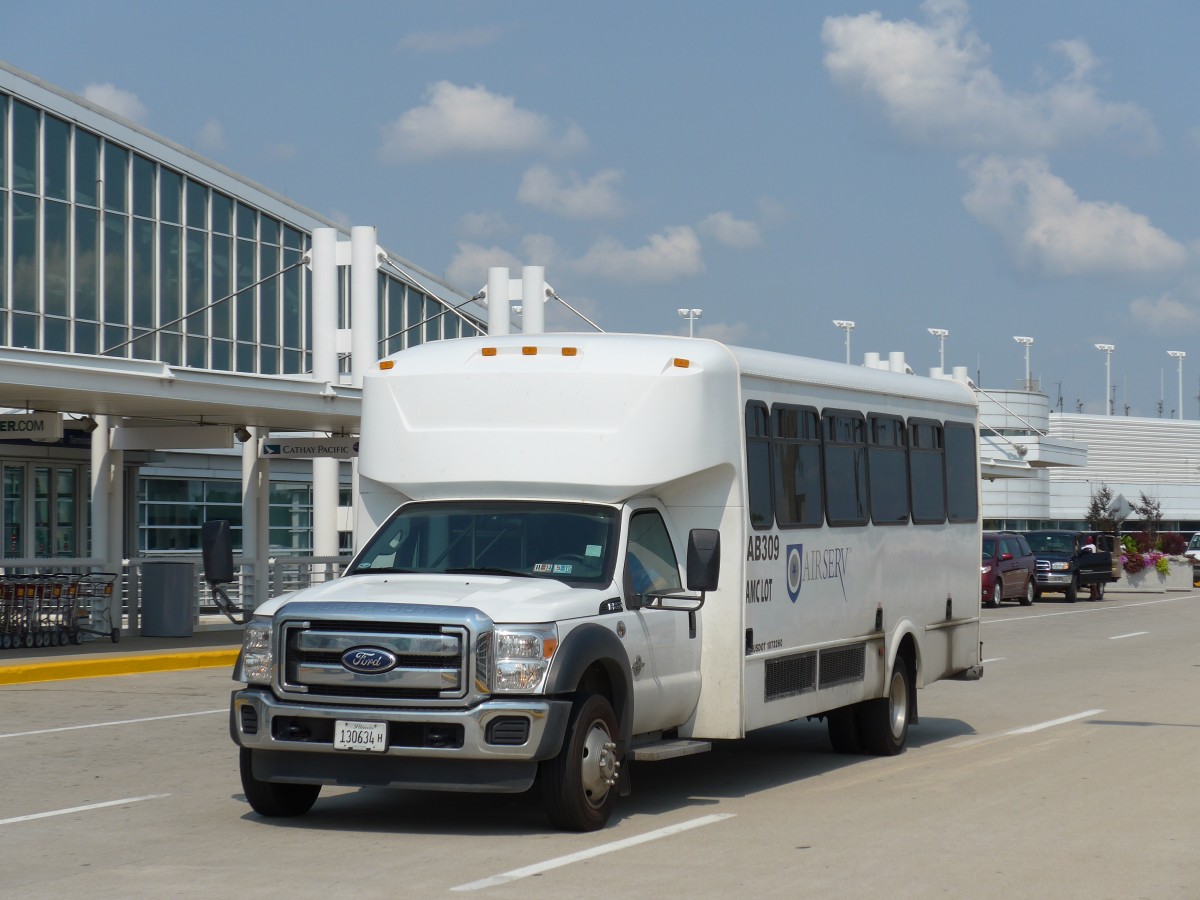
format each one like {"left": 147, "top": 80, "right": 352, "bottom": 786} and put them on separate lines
{"left": 545, "top": 623, "right": 633, "bottom": 747}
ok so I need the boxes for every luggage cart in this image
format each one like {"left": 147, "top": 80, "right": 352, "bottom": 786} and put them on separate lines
{"left": 67, "top": 573, "right": 120, "bottom": 645}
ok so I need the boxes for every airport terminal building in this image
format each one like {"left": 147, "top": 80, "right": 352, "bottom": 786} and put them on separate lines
{"left": 0, "top": 60, "right": 485, "bottom": 592}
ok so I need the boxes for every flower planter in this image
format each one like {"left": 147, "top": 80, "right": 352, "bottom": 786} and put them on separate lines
{"left": 1115, "top": 564, "right": 1193, "bottom": 593}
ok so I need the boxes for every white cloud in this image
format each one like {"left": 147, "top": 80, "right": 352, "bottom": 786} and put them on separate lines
{"left": 821, "top": 0, "right": 1155, "bottom": 152}
{"left": 574, "top": 227, "right": 704, "bottom": 283}
{"left": 379, "top": 82, "right": 588, "bottom": 162}
{"left": 444, "top": 242, "right": 524, "bottom": 289}
{"left": 82, "top": 83, "right": 147, "bottom": 123}
{"left": 698, "top": 211, "right": 761, "bottom": 249}
{"left": 962, "top": 156, "right": 1188, "bottom": 275}
{"left": 196, "top": 118, "right": 224, "bottom": 153}
{"left": 1129, "top": 293, "right": 1200, "bottom": 332}
{"left": 398, "top": 26, "right": 506, "bottom": 54}
{"left": 520, "top": 233, "right": 561, "bottom": 268}
{"left": 517, "top": 165, "right": 624, "bottom": 219}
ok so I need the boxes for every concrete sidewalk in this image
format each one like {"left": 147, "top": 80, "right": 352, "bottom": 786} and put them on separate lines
{"left": 0, "top": 625, "right": 242, "bottom": 685}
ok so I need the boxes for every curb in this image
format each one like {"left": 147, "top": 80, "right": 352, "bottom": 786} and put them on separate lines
{"left": 0, "top": 649, "right": 239, "bottom": 685}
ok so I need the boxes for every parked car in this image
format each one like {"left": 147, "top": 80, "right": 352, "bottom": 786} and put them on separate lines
{"left": 981, "top": 532, "right": 1037, "bottom": 607}
{"left": 1024, "top": 530, "right": 1118, "bottom": 602}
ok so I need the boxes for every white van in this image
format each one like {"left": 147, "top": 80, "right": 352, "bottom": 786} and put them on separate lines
{"left": 226, "top": 333, "right": 982, "bottom": 830}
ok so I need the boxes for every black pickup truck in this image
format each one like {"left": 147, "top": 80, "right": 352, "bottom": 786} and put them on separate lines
{"left": 1024, "top": 531, "right": 1121, "bottom": 602}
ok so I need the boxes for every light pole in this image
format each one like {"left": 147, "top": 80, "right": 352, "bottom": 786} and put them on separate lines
{"left": 927, "top": 328, "right": 949, "bottom": 370}
{"left": 1168, "top": 350, "right": 1186, "bottom": 420}
{"left": 833, "top": 320, "right": 855, "bottom": 364}
{"left": 677, "top": 308, "right": 702, "bottom": 338}
{"left": 1013, "top": 336, "right": 1034, "bottom": 390}
{"left": 1095, "top": 343, "right": 1115, "bottom": 415}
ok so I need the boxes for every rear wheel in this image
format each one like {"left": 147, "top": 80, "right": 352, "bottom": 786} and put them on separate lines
{"left": 1020, "top": 578, "right": 1035, "bottom": 606}
{"left": 858, "top": 657, "right": 912, "bottom": 756}
{"left": 239, "top": 748, "right": 320, "bottom": 817}
{"left": 540, "top": 694, "right": 620, "bottom": 831}
{"left": 826, "top": 706, "right": 862, "bottom": 754}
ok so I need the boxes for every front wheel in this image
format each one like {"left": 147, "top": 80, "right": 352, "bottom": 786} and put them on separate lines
{"left": 1020, "top": 578, "right": 1035, "bottom": 606}
{"left": 1065, "top": 575, "right": 1078, "bottom": 603}
{"left": 857, "top": 657, "right": 911, "bottom": 756}
{"left": 540, "top": 694, "right": 620, "bottom": 831}
{"left": 239, "top": 748, "right": 320, "bottom": 817}
{"left": 989, "top": 582, "right": 1002, "bottom": 608}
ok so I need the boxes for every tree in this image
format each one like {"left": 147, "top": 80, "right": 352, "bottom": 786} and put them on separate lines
{"left": 1085, "top": 483, "right": 1120, "bottom": 534}
{"left": 1131, "top": 492, "right": 1163, "bottom": 548}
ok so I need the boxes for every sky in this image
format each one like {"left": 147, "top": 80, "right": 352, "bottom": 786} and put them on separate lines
{"left": 6, "top": 0, "right": 1200, "bottom": 417}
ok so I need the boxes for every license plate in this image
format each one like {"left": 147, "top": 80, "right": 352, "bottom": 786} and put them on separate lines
{"left": 333, "top": 720, "right": 388, "bottom": 752}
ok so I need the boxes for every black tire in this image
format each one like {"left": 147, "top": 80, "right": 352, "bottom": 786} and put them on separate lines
{"left": 239, "top": 748, "right": 320, "bottom": 817}
{"left": 858, "top": 657, "right": 912, "bottom": 756}
{"left": 540, "top": 694, "right": 620, "bottom": 831}
{"left": 1065, "top": 575, "right": 1078, "bottom": 603}
{"left": 989, "top": 582, "right": 1002, "bottom": 608}
{"left": 1020, "top": 578, "right": 1035, "bottom": 606}
{"left": 826, "top": 706, "right": 862, "bottom": 753}
{"left": 110, "top": 628, "right": 121, "bottom": 643}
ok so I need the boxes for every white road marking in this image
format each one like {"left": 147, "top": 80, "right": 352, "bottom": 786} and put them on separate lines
{"left": 1109, "top": 631, "right": 1149, "bottom": 640}
{"left": 981, "top": 657, "right": 1005, "bottom": 664}
{"left": 0, "top": 709, "right": 225, "bottom": 740}
{"left": 984, "top": 594, "right": 1191, "bottom": 624}
{"left": 451, "top": 813, "right": 736, "bottom": 891}
{"left": 1006, "top": 709, "right": 1105, "bottom": 735}
{"left": 0, "top": 794, "right": 169, "bottom": 826}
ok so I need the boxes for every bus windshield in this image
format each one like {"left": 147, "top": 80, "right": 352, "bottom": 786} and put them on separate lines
{"left": 347, "top": 500, "right": 619, "bottom": 587}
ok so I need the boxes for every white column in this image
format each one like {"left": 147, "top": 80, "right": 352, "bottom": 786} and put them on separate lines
{"left": 311, "top": 228, "right": 341, "bottom": 559}
{"left": 350, "top": 225, "right": 379, "bottom": 388}
{"left": 487, "top": 267, "right": 510, "bottom": 336}
{"left": 311, "top": 229, "right": 339, "bottom": 385}
{"left": 242, "top": 427, "right": 269, "bottom": 612}
{"left": 90, "top": 415, "right": 124, "bottom": 633}
{"left": 521, "top": 266, "right": 545, "bottom": 335}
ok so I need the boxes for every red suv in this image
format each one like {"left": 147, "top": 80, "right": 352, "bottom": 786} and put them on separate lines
{"left": 982, "top": 532, "right": 1036, "bottom": 607}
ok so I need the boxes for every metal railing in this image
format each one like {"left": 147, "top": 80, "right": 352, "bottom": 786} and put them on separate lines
{"left": 0, "top": 554, "right": 352, "bottom": 634}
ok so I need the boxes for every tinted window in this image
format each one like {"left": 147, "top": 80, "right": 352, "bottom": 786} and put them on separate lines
{"left": 823, "top": 410, "right": 868, "bottom": 526}
{"left": 626, "top": 509, "right": 683, "bottom": 598}
{"left": 982, "top": 537, "right": 997, "bottom": 560}
{"left": 772, "top": 405, "right": 822, "bottom": 528}
{"left": 868, "top": 414, "right": 908, "bottom": 525}
{"left": 909, "top": 418, "right": 945, "bottom": 523}
{"left": 945, "top": 422, "right": 979, "bottom": 523}
{"left": 745, "top": 402, "right": 772, "bottom": 529}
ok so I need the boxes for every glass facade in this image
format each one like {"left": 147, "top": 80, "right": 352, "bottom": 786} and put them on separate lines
{"left": 0, "top": 86, "right": 482, "bottom": 374}
{"left": 0, "top": 77, "right": 485, "bottom": 562}
{"left": 138, "top": 477, "right": 314, "bottom": 554}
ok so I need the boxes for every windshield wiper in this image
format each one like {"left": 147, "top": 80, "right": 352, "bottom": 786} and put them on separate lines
{"left": 444, "top": 566, "right": 529, "bottom": 578}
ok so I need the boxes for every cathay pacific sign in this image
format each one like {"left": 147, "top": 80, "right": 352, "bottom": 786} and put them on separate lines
{"left": 259, "top": 437, "right": 358, "bottom": 459}
{"left": 0, "top": 412, "right": 63, "bottom": 443}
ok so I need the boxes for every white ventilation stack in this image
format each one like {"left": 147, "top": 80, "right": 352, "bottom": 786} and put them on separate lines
{"left": 486, "top": 267, "right": 511, "bottom": 336}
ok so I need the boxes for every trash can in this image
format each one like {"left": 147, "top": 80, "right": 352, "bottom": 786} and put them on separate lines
{"left": 141, "top": 561, "right": 197, "bottom": 637}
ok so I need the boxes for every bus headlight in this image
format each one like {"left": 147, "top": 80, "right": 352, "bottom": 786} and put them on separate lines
{"left": 492, "top": 624, "right": 558, "bottom": 693}
{"left": 240, "top": 618, "right": 274, "bottom": 685}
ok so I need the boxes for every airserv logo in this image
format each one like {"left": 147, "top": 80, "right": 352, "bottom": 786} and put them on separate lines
{"left": 786, "top": 543, "right": 851, "bottom": 603}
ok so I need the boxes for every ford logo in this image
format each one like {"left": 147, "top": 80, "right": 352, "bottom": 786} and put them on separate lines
{"left": 341, "top": 647, "right": 398, "bottom": 674}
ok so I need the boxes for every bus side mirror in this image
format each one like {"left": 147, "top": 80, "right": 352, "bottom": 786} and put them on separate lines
{"left": 201, "top": 519, "right": 235, "bottom": 586}
{"left": 686, "top": 529, "right": 721, "bottom": 592}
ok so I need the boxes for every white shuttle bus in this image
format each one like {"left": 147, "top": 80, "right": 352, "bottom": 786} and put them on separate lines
{"left": 227, "top": 332, "right": 983, "bottom": 831}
